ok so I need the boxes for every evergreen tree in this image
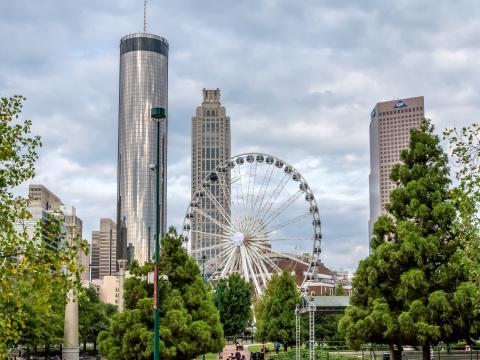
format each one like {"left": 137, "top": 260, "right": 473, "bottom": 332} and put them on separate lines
{"left": 339, "top": 120, "right": 480, "bottom": 360}
{"left": 214, "top": 273, "right": 253, "bottom": 336}
{"left": 255, "top": 271, "right": 300, "bottom": 351}
{"left": 98, "top": 228, "right": 224, "bottom": 359}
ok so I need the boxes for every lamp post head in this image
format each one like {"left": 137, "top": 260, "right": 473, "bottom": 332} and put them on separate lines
{"left": 151, "top": 107, "right": 166, "bottom": 120}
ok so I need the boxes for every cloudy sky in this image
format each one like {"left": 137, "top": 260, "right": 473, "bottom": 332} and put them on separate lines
{"left": 1, "top": 0, "right": 479, "bottom": 273}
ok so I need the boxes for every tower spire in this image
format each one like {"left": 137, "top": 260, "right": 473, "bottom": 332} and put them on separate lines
{"left": 144, "top": 0, "right": 147, "bottom": 32}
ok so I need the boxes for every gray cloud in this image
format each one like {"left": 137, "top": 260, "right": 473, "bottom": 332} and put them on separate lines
{"left": 2, "top": 0, "right": 480, "bottom": 274}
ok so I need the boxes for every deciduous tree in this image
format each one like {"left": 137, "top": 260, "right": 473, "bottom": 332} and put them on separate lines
{"left": 0, "top": 95, "right": 84, "bottom": 358}
{"left": 214, "top": 273, "right": 253, "bottom": 337}
{"left": 255, "top": 271, "right": 300, "bottom": 351}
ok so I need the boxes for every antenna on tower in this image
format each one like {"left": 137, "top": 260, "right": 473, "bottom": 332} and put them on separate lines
{"left": 144, "top": 0, "right": 147, "bottom": 32}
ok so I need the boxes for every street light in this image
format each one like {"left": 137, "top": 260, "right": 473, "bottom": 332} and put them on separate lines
{"left": 151, "top": 106, "right": 166, "bottom": 360}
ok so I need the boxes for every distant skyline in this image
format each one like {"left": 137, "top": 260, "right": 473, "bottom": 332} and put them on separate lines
{"left": 2, "top": 1, "right": 479, "bottom": 272}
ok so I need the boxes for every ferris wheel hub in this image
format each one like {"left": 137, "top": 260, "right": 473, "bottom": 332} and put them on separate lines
{"left": 231, "top": 232, "right": 245, "bottom": 246}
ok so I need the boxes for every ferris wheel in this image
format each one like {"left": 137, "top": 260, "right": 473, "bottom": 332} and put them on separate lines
{"left": 182, "top": 152, "right": 323, "bottom": 296}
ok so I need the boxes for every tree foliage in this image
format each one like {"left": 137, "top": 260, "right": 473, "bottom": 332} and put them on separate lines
{"left": 79, "top": 286, "right": 116, "bottom": 351}
{"left": 444, "top": 124, "right": 480, "bottom": 287}
{"left": 255, "top": 271, "right": 300, "bottom": 350}
{"left": 214, "top": 273, "right": 253, "bottom": 336}
{"left": 0, "top": 96, "right": 85, "bottom": 358}
{"left": 98, "top": 228, "right": 224, "bottom": 359}
{"left": 339, "top": 120, "right": 480, "bottom": 359}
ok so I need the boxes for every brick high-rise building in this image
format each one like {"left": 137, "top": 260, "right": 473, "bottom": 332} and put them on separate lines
{"left": 368, "top": 96, "right": 425, "bottom": 245}
{"left": 190, "top": 89, "right": 231, "bottom": 261}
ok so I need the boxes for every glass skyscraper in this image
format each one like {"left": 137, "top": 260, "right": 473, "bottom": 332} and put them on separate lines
{"left": 117, "top": 33, "right": 168, "bottom": 265}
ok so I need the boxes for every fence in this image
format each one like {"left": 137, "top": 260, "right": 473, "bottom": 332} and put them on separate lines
{"left": 264, "top": 342, "right": 480, "bottom": 360}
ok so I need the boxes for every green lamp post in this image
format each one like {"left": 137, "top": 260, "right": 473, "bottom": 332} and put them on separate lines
{"left": 151, "top": 106, "right": 166, "bottom": 360}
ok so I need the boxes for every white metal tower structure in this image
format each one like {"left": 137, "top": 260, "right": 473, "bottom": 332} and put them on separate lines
{"left": 309, "top": 296, "right": 316, "bottom": 360}
{"left": 295, "top": 305, "right": 301, "bottom": 360}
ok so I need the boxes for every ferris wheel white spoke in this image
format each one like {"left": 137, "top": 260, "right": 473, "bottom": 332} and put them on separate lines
{"left": 239, "top": 245, "right": 250, "bottom": 283}
{"left": 247, "top": 241, "right": 282, "bottom": 273}
{"left": 262, "top": 189, "right": 304, "bottom": 227}
{"left": 220, "top": 247, "right": 239, "bottom": 278}
{"left": 245, "top": 244, "right": 269, "bottom": 287}
{"left": 247, "top": 160, "right": 259, "bottom": 216}
{"left": 203, "top": 244, "right": 235, "bottom": 269}
{"left": 189, "top": 229, "right": 231, "bottom": 241}
{"left": 251, "top": 236, "right": 313, "bottom": 242}
{"left": 190, "top": 242, "right": 233, "bottom": 253}
{"left": 191, "top": 206, "right": 235, "bottom": 235}
{"left": 252, "top": 162, "right": 276, "bottom": 217}
{"left": 256, "top": 172, "right": 292, "bottom": 223}
{"left": 243, "top": 245, "right": 262, "bottom": 295}
{"left": 235, "top": 164, "right": 249, "bottom": 216}
{"left": 203, "top": 186, "right": 237, "bottom": 231}
{"left": 254, "top": 243, "right": 309, "bottom": 266}
{"left": 214, "top": 247, "right": 237, "bottom": 278}
{"left": 249, "top": 188, "right": 304, "bottom": 237}
{"left": 267, "top": 250, "right": 309, "bottom": 267}
{"left": 218, "top": 173, "right": 236, "bottom": 215}
{"left": 263, "top": 212, "right": 311, "bottom": 235}
{"left": 245, "top": 160, "right": 254, "bottom": 216}
{"left": 255, "top": 250, "right": 282, "bottom": 273}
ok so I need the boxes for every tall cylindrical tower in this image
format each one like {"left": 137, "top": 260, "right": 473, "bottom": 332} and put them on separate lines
{"left": 117, "top": 33, "right": 168, "bottom": 265}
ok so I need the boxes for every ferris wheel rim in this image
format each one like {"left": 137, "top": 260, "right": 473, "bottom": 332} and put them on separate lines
{"left": 181, "top": 152, "right": 323, "bottom": 295}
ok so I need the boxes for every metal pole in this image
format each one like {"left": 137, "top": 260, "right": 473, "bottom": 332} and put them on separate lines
{"left": 154, "top": 118, "right": 161, "bottom": 360}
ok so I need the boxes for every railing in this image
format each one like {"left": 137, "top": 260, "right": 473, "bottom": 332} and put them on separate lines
{"left": 263, "top": 342, "right": 480, "bottom": 360}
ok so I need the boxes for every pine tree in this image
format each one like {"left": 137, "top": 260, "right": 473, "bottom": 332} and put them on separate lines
{"left": 339, "top": 120, "right": 480, "bottom": 360}
{"left": 99, "top": 228, "right": 224, "bottom": 359}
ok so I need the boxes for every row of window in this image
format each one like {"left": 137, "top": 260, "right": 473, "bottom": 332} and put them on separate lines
{"left": 379, "top": 107, "right": 423, "bottom": 116}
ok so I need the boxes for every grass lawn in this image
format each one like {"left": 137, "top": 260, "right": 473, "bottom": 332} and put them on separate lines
{"left": 204, "top": 353, "right": 218, "bottom": 360}
{"left": 248, "top": 343, "right": 275, "bottom": 353}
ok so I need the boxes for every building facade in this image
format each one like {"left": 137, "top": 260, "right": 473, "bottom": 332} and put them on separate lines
{"left": 61, "top": 205, "right": 89, "bottom": 281}
{"left": 117, "top": 32, "right": 169, "bottom": 265}
{"left": 191, "top": 89, "right": 231, "bottom": 261}
{"left": 16, "top": 185, "right": 65, "bottom": 241}
{"left": 90, "top": 231, "right": 100, "bottom": 280}
{"left": 29, "top": 184, "right": 62, "bottom": 211}
{"left": 368, "top": 96, "right": 425, "bottom": 244}
{"left": 98, "top": 218, "right": 117, "bottom": 278}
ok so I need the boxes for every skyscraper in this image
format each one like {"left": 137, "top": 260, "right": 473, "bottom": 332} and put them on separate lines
{"left": 98, "top": 218, "right": 117, "bottom": 278}
{"left": 368, "top": 96, "right": 425, "bottom": 243}
{"left": 191, "top": 89, "right": 231, "bottom": 261}
{"left": 117, "top": 33, "right": 169, "bottom": 265}
{"left": 91, "top": 232, "right": 100, "bottom": 280}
